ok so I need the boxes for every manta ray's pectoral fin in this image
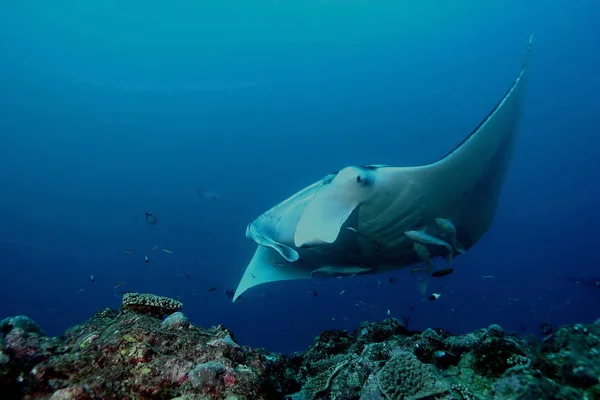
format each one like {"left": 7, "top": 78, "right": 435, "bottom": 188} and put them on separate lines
{"left": 232, "top": 246, "right": 311, "bottom": 302}
{"left": 419, "top": 36, "right": 533, "bottom": 246}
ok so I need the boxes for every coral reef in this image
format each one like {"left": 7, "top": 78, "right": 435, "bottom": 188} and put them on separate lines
{"left": 1, "top": 295, "right": 599, "bottom": 399}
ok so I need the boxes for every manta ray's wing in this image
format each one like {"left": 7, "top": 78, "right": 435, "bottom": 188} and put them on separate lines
{"left": 233, "top": 245, "right": 312, "bottom": 301}
{"left": 365, "top": 35, "right": 532, "bottom": 249}
{"left": 410, "top": 35, "right": 534, "bottom": 247}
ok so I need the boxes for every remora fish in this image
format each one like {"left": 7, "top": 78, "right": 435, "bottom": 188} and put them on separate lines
{"left": 233, "top": 37, "right": 533, "bottom": 302}
{"left": 435, "top": 218, "right": 466, "bottom": 253}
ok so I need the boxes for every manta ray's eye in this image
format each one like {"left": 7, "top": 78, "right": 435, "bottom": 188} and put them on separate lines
{"left": 356, "top": 176, "right": 362, "bottom": 183}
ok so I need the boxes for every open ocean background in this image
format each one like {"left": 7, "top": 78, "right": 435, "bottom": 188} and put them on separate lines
{"left": 1, "top": 1, "right": 599, "bottom": 354}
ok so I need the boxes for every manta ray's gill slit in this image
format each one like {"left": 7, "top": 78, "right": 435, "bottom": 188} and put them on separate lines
{"left": 370, "top": 187, "right": 429, "bottom": 243}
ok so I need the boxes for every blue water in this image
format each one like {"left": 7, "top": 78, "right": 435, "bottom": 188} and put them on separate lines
{"left": 1, "top": 1, "right": 599, "bottom": 354}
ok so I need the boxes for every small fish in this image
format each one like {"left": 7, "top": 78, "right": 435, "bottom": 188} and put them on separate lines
{"left": 431, "top": 268, "right": 454, "bottom": 278}
{"left": 77, "top": 288, "right": 84, "bottom": 295}
{"left": 405, "top": 229, "right": 453, "bottom": 265}
{"left": 113, "top": 282, "right": 125, "bottom": 290}
{"left": 208, "top": 287, "right": 218, "bottom": 292}
{"left": 148, "top": 246, "right": 159, "bottom": 253}
{"left": 434, "top": 350, "right": 446, "bottom": 358}
{"left": 198, "top": 189, "right": 222, "bottom": 201}
{"left": 388, "top": 277, "right": 396, "bottom": 284}
{"left": 481, "top": 275, "right": 495, "bottom": 280}
{"left": 124, "top": 249, "right": 133, "bottom": 254}
{"left": 145, "top": 212, "right": 157, "bottom": 225}
{"left": 90, "top": 275, "right": 95, "bottom": 282}
{"left": 224, "top": 289, "right": 235, "bottom": 299}
{"left": 428, "top": 293, "right": 442, "bottom": 301}
{"left": 161, "top": 248, "right": 174, "bottom": 254}
{"left": 387, "top": 309, "right": 391, "bottom": 316}
{"left": 339, "top": 290, "right": 346, "bottom": 295}
{"left": 405, "top": 229, "right": 453, "bottom": 253}
{"left": 308, "top": 290, "right": 318, "bottom": 297}
{"left": 144, "top": 256, "right": 149, "bottom": 263}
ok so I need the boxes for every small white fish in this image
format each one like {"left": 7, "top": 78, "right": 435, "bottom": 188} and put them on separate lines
{"left": 149, "top": 246, "right": 159, "bottom": 253}
{"left": 339, "top": 290, "right": 346, "bottom": 295}
{"left": 77, "top": 288, "right": 84, "bottom": 295}
{"left": 481, "top": 275, "right": 495, "bottom": 280}
{"left": 90, "top": 275, "right": 94, "bottom": 282}
{"left": 428, "top": 293, "right": 442, "bottom": 301}
{"left": 387, "top": 309, "right": 391, "bottom": 316}
{"left": 144, "top": 256, "right": 149, "bottom": 263}
{"left": 161, "top": 248, "right": 174, "bottom": 254}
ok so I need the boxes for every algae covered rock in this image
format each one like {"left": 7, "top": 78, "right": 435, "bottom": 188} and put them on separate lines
{"left": 0, "top": 315, "right": 44, "bottom": 340}
{"left": 541, "top": 323, "right": 600, "bottom": 389}
{"left": 471, "top": 323, "right": 527, "bottom": 377}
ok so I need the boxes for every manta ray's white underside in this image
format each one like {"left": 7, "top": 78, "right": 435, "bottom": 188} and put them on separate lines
{"left": 233, "top": 37, "right": 533, "bottom": 301}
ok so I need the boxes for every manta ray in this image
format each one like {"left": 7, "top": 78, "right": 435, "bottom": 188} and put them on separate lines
{"left": 233, "top": 37, "right": 533, "bottom": 302}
